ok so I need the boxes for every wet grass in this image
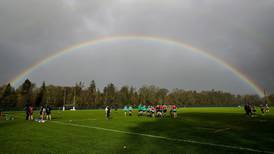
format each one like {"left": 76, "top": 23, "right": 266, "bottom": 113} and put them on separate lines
{"left": 0, "top": 107, "right": 273, "bottom": 153}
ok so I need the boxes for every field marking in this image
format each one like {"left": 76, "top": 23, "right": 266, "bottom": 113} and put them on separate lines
{"left": 214, "top": 128, "right": 231, "bottom": 133}
{"left": 51, "top": 121, "right": 274, "bottom": 154}
{"left": 193, "top": 127, "right": 216, "bottom": 131}
{"left": 67, "top": 119, "right": 96, "bottom": 122}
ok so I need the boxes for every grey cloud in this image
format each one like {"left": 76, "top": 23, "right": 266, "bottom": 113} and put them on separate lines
{"left": 0, "top": 0, "right": 273, "bottom": 94}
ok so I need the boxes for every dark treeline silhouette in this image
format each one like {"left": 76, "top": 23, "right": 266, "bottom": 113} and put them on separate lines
{"left": 0, "top": 79, "right": 273, "bottom": 109}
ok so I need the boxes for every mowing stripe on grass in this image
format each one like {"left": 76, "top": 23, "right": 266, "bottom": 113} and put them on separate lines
{"left": 51, "top": 121, "right": 274, "bottom": 154}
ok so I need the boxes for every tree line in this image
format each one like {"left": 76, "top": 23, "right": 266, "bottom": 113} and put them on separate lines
{"left": 0, "top": 79, "right": 273, "bottom": 109}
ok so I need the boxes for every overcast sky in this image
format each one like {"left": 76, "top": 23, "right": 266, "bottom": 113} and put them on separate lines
{"left": 0, "top": 0, "right": 273, "bottom": 95}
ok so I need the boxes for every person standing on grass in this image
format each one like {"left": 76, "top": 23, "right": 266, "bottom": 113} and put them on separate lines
{"left": 151, "top": 106, "right": 156, "bottom": 117}
{"left": 137, "top": 104, "right": 142, "bottom": 116}
{"left": 172, "top": 105, "right": 177, "bottom": 118}
{"left": 265, "top": 104, "right": 270, "bottom": 112}
{"left": 169, "top": 105, "right": 172, "bottom": 118}
{"left": 39, "top": 106, "right": 42, "bottom": 118}
{"left": 244, "top": 103, "right": 251, "bottom": 116}
{"left": 24, "top": 105, "right": 29, "bottom": 120}
{"left": 159, "top": 104, "right": 164, "bottom": 117}
{"left": 155, "top": 105, "right": 160, "bottom": 117}
{"left": 106, "top": 106, "right": 111, "bottom": 119}
{"left": 128, "top": 105, "right": 133, "bottom": 116}
{"left": 46, "top": 105, "right": 52, "bottom": 120}
{"left": 163, "top": 104, "right": 167, "bottom": 117}
{"left": 260, "top": 104, "right": 265, "bottom": 114}
{"left": 28, "top": 105, "right": 33, "bottom": 120}
{"left": 123, "top": 105, "right": 128, "bottom": 117}
{"left": 40, "top": 105, "right": 46, "bottom": 120}
{"left": 251, "top": 104, "right": 256, "bottom": 117}
{"left": 105, "top": 106, "right": 108, "bottom": 116}
{"left": 105, "top": 106, "right": 111, "bottom": 119}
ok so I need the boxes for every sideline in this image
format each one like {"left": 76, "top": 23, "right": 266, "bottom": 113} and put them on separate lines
{"left": 51, "top": 121, "right": 274, "bottom": 154}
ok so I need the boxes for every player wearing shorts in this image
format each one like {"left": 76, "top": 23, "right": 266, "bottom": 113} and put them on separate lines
{"left": 265, "top": 104, "right": 270, "bottom": 112}
{"left": 28, "top": 106, "right": 33, "bottom": 120}
{"left": 138, "top": 104, "right": 143, "bottom": 116}
{"left": 25, "top": 105, "right": 29, "bottom": 120}
{"left": 123, "top": 105, "right": 128, "bottom": 117}
{"left": 40, "top": 105, "right": 46, "bottom": 120}
{"left": 142, "top": 105, "right": 147, "bottom": 116}
{"left": 46, "top": 105, "right": 52, "bottom": 120}
{"left": 106, "top": 106, "right": 111, "bottom": 119}
{"left": 128, "top": 106, "right": 133, "bottom": 116}
{"left": 159, "top": 105, "right": 164, "bottom": 118}
{"left": 149, "top": 106, "right": 154, "bottom": 117}
{"left": 260, "top": 104, "right": 265, "bottom": 114}
{"left": 163, "top": 104, "right": 167, "bottom": 117}
{"left": 172, "top": 105, "right": 177, "bottom": 118}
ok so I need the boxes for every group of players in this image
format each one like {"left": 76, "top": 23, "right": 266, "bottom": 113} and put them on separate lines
{"left": 244, "top": 103, "right": 270, "bottom": 117}
{"left": 39, "top": 105, "right": 52, "bottom": 120}
{"left": 24, "top": 105, "right": 52, "bottom": 121}
{"left": 123, "top": 104, "right": 177, "bottom": 118}
{"left": 105, "top": 104, "right": 177, "bottom": 119}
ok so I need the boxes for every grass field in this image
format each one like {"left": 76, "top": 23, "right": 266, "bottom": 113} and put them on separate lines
{"left": 1, "top": 107, "right": 274, "bottom": 154}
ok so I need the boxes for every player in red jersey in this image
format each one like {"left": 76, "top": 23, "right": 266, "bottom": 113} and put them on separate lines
{"left": 172, "top": 105, "right": 177, "bottom": 118}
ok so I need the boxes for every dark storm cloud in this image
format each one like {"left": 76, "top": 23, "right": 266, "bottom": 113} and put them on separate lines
{"left": 0, "top": 0, "right": 273, "bottom": 94}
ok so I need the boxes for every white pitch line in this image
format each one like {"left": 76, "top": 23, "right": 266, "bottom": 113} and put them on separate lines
{"left": 193, "top": 127, "right": 216, "bottom": 131}
{"left": 67, "top": 119, "right": 96, "bottom": 122}
{"left": 214, "top": 128, "right": 231, "bottom": 133}
{"left": 51, "top": 121, "right": 274, "bottom": 154}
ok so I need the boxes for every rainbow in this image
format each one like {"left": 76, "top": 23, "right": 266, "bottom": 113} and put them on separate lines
{"left": 9, "top": 35, "right": 264, "bottom": 97}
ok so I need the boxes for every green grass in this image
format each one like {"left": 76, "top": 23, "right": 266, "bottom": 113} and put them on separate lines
{"left": 1, "top": 107, "right": 274, "bottom": 154}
